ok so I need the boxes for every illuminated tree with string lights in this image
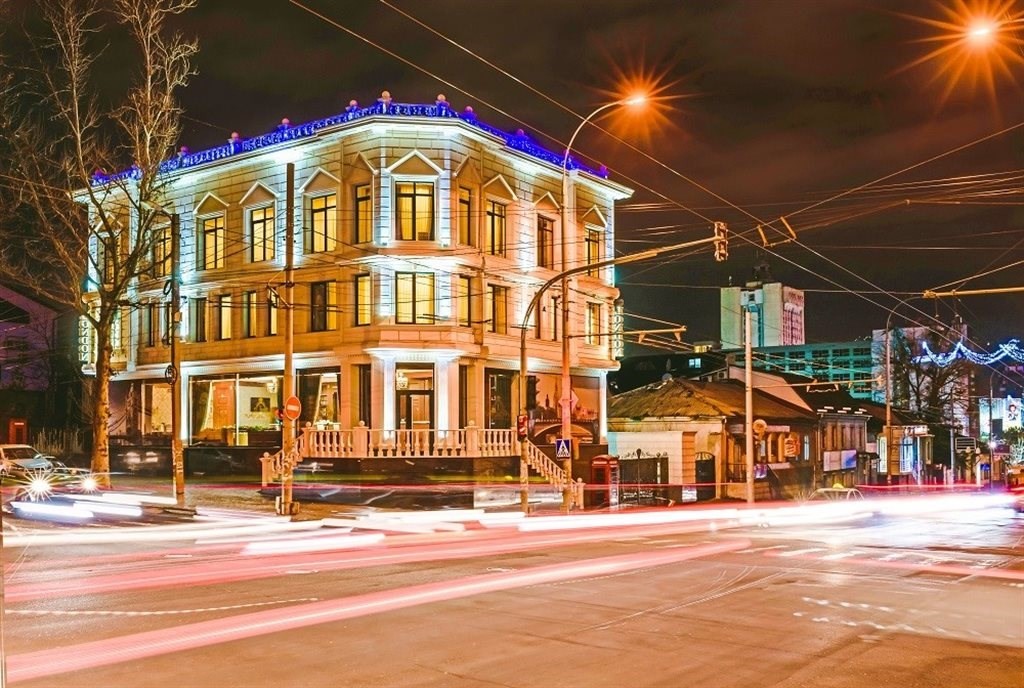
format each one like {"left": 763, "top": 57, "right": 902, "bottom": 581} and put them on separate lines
{"left": 888, "top": 326, "right": 972, "bottom": 434}
{"left": 0, "top": 0, "right": 197, "bottom": 482}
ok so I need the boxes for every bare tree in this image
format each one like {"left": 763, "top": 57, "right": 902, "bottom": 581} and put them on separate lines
{"left": 889, "top": 326, "right": 972, "bottom": 427}
{"left": 0, "top": 0, "right": 196, "bottom": 483}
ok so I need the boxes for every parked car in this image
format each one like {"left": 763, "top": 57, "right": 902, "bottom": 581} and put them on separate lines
{"left": 187, "top": 446, "right": 249, "bottom": 475}
{"left": 806, "top": 487, "right": 865, "bottom": 501}
{"left": 0, "top": 444, "right": 55, "bottom": 479}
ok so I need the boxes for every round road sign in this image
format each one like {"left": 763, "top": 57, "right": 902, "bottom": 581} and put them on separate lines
{"left": 283, "top": 395, "right": 302, "bottom": 421}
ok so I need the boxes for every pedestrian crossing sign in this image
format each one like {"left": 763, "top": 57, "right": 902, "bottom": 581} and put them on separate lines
{"left": 555, "top": 438, "right": 571, "bottom": 459}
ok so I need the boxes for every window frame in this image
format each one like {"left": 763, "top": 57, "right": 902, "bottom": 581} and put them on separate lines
{"left": 395, "top": 272, "right": 436, "bottom": 324}
{"left": 198, "top": 214, "right": 225, "bottom": 271}
{"left": 586, "top": 303, "right": 601, "bottom": 345}
{"left": 537, "top": 215, "right": 554, "bottom": 268}
{"left": 307, "top": 193, "right": 338, "bottom": 253}
{"left": 354, "top": 184, "right": 373, "bottom": 244}
{"left": 484, "top": 199, "right": 507, "bottom": 257}
{"left": 242, "top": 290, "right": 257, "bottom": 338}
{"left": 310, "top": 281, "right": 338, "bottom": 332}
{"left": 456, "top": 275, "right": 471, "bottom": 327}
{"left": 152, "top": 225, "right": 171, "bottom": 278}
{"left": 192, "top": 297, "right": 208, "bottom": 343}
{"left": 354, "top": 273, "right": 372, "bottom": 327}
{"left": 215, "top": 294, "right": 232, "bottom": 340}
{"left": 394, "top": 181, "right": 435, "bottom": 241}
{"left": 486, "top": 284, "right": 508, "bottom": 334}
{"left": 458, "top": 187, "right": 474, "bottom": 246}
{"left": 584, "top": 227, "right": 601, "bottom": 276}
{"left": 248, "top": 204, "right": 276, "bottom": 263}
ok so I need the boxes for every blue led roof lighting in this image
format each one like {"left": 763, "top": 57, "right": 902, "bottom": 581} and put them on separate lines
{"left": 90, "top": 98, "right": 606, "bottom": 186}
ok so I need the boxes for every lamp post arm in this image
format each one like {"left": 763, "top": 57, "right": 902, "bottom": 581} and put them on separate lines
{"left": 562, "top": 101, "right": 623, "bottom": 173}
{"left": 517, "top": 232, "right": 720, "bottom": 417}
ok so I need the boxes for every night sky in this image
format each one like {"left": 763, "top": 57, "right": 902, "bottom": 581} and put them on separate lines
{"left": 13, "top": 0, "right": 1024, "bottom": 349}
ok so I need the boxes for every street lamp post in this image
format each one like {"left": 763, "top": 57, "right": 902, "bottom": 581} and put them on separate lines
{"left": 517, "top": 233, "right": 726, "bottom": 512}
{"left": 554, "top": 96, "right": 646, "bottom": 512}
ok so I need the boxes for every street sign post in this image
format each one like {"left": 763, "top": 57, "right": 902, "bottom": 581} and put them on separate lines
{"left": 555, "top": 438, "right": 571, "bottom": 459}
{"left": 283, "top": 395, "right": 302, "bottom": 422}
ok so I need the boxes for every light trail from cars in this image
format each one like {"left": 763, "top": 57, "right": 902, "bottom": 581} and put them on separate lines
{"left": 4, "top": 539, "right": 751, "bottom": 683}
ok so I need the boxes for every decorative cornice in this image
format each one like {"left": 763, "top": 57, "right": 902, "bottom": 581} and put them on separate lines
{"left": 90, "top": 96, "right": 606, "bottom": 187}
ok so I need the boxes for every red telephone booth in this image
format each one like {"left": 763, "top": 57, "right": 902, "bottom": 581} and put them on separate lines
{"left": 589, "top": 455, "right": 620, "bottom": 509}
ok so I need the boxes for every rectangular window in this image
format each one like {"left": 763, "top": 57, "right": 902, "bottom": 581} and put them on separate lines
{"left": 215, "top": 295, "right": 232, "bottom": 340}
{"left": 395, "top": 272, "right": 435, "bottom": 324}
{"left": 586, "top": 303, "right": 601, "bottom": 345}
{"left": 357, "top": 364, "right": 371, "bottom": 426}
{"left": 310, "top": 281, "right": 337, "bottom": 332}
{"left": 242, "top": 291, "right": 257, "bottom": 338}
{"left": 485, "top": 200, "right": 506, "bottom": 256}
{"left": 395, "top": 182, "right": 434, "bottom": 241}
{"left": 458, "top": 365, "right": 469, "bottom": 428}
{"left": 192, "top": 297, "right": 207, "bottom": 343}
{"left": 354, "top": 274, "right": 371, "bottom": 326}
{"left": 534, "top": 304, "right": 542, "bottom": 339}
{"left": 486, "top": 284, "right": 508, "bottom": 334}
{"left": 355, "top": 184, "right": 373, "bottom": 244}
{"left": 266, "top": 292, "right": 278, "bottom": 336}
{"left": 456, "top": 275, "right": 471, "bottom": 327}
{"left": 145, "top": 303, "right": 158, "bottom": 347}
{"left": 199, "top": 216, "right": 225, "bottom": 270}
{"left": 249, "top": 205, "right": 275, "bottom": 262}
{"left": 585, "top": 228, "right": 601, "bottom": 276}
{"left": 537, "top": 216, "right": 554, "bottom": 268}
{"left": 458, "top": 187, "right": 473, "bottom": 245}
{"left": 152, "top": 226, "right": 171, "bottom": 278}
{"left": 163, "top": 303, "right": 173, "bottom": 345}
{"left": 308, "top": 194, "right": 337, "bottom": 253}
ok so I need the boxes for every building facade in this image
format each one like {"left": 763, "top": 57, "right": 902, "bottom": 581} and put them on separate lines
{"left": 82, "top": 95, "right": 633, "bottom": 465}
{"left": 720, "top": 281, "right": 805, "bottom": 349}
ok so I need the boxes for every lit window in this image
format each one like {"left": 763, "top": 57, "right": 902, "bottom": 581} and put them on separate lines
{"left": 586, "top": 303, "right": 601, "bottom": 344}
{"left": 215, "top": 295, "right": 232, "bottom": 340}
{"left": 249, "top": 206, "right": 275, "bottom": 262}
{"left": 457, "top": 275, "right": 471, "bottom": 327}
{"left": 537, "top": 216, "right": 554, "bottom": 268}
{"left": 585, "top": 228, "right": 601, "bottom": 276}
{"left": 355, "top": 184, "right": 372, "bottom": 244}
{"left": 395, "top": 272, "right": 435, "bottom": 324}
{"left": 395, "top": 182, "right": 434, "bottom": 241}
{"left": 199, "top": 216, "right": 224, "bottom": 270}
{"left": 152, "top": 226, "right": 171, "bottom": 278}
{"left": 310, "top": 281, "right": 337, "bottom": 332}
{"left": 458, "top": 187, "right": 473, "bottom": 245}
{"left": 145, "top": 303, "right": 158, "bottom": 347}
{"left": 266, "top": 292, "right": 278, "bottom": 336}
{"left": 486, "top": 284, "right": 508, "bottom": 334}
{"left": 308, "top": 194, "right": 337, "bottom": 253}
{"left": 485, "top": 200, "right": 506, "bottom": 256}
{"left": 354, "top": 274, "right": 371, "bottom": 326}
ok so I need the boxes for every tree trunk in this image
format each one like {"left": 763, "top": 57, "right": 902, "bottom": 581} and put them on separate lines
{"left": 90, "top": 330, "right": 113, "bottom": 486}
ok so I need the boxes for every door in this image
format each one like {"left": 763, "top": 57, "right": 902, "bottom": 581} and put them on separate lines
{"left": 8, "top": 419, "right": 27, "bottom": 444}
{"left": 396, "top": 390, "right": 434, "bottom": 431}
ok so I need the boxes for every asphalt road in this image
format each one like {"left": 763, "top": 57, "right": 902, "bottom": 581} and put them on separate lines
{"left": 2, "top": 498, "right": 1022, "bottom": 688}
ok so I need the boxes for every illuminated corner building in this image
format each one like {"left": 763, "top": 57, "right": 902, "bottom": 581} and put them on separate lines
{"left": 80, "top": 93, "right": 632, "bottom": 478}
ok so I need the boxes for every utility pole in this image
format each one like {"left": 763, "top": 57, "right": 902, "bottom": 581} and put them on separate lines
{"left": 169, "top": 213, "right": 184, "bottom": 505}
{"left": 559, "top": 171, "right": 573, "bottom": 514}
{"left": 277, "top": 162, "right": 298, "bottom": 516}
{"left": 745, "top": 307, "right": 754, "bottom": 504}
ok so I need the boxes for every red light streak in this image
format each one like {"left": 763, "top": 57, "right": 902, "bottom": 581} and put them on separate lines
{"left": 5, "top": 539, "right": 749, "bottom": 683}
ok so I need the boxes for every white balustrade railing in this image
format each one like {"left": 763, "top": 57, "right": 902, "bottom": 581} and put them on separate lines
{"left": 300, "top": 422, "right": 517, "bottom": 460}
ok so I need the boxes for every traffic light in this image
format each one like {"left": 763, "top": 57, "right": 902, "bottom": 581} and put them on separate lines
{"left": 526, "top": 375, "right": 538, "bottom": 411}
{"left": 713, "top": 221, "right": 728, "bottom": 262}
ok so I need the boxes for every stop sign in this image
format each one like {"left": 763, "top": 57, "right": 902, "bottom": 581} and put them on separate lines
{"left": 283, "top": 395, "right": 302, "bottom": 421}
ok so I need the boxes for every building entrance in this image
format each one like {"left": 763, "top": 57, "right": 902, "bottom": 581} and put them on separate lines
{"left": 396, "top": 366, "right": 434, "bottom": 431}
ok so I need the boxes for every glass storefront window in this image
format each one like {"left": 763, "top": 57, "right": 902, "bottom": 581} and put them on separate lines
{"left": 299, "top": 369, "right": 340, "bottom": 428}
{"left": 190, "top": 374, "right": 282, "bottom": 446}
{"left": 143, "top": 383, "right": 172, "bottom": 436}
